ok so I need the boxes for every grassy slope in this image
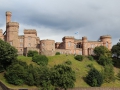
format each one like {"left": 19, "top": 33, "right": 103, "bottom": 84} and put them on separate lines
{"left": 0, "top": 55, "right": 120, "bottom": 88}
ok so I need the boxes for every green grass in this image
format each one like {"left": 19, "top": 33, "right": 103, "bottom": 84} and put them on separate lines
{"left": 0, "top": 55, "right": 120, "bottom": 88}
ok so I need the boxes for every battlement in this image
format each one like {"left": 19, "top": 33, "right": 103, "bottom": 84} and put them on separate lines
{"left": 7, "top": 22, "right": 19, "bottom": 27}
{"left": 6, "top": 11, "right": 12, "bottom": 16}
{"left": 82, "top": 36, "right": 87, "bottom": 40}
{"left": 24, "top": 29, "right": 37, "bottom": 35}
{"left": 100, "top": 35, "right": 111, "bottom": 39}
{"left": 0, "top": 29, "right": 3, "bottom": 33}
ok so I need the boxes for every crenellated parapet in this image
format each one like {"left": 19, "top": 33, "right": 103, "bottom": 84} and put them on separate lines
{"left": 100, "top": 35, "right": 111, "bottom": 39}
{"left": 6, "top": 11, "right": 12, "bottom": 16}
{"left": 24, "top": 29, "right": 37, "bottom": 35}
{"left": 7, "top": 22, "right": 19, "bottom": 27}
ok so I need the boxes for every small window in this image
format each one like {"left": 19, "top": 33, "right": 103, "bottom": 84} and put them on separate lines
{"left": 20, "top": 39, "right": 23, "bottom": 42}
{"left": 28, "top": 36, "right": 31, "bottom": 40}
{"left": 20, "top": 44, "right": 23, "bottom": 47}
{"left": 28, "top": 43, "right": 31, "bottom": 47}
{"left": 10, "top": 42, "right": 12, "bottom": 45}
{"left": 68, "top": 41, "right": 71, "bottom": 47}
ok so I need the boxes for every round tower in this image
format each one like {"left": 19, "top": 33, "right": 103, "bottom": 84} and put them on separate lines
{"left": 6, "top": 11, "right": 12, "bottom": 23}
{"left": 100, "top": 35, "right": 112, "bottom": 50}
{"left": 40, "top": 39, "right": 55, "bottom": 56}
{"left": 82, "top": 36, "right": 88, "bottom": 55}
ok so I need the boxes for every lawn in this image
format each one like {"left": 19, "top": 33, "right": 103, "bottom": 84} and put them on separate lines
{"left": 0, "top": 54, "right": 120, "bottom": 88}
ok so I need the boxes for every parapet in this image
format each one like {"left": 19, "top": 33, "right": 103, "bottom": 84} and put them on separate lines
{"left": 0, "top": 29, "right": 3, "bottom": 33}
{"left": 100, "top": 35, "right": 111, "bottom": 39}
{"left": 7, "top": 22, "right": 19, "bottom": 27}
{"left": 6, "top": 11, "right": 12, "bottom": 16}
{"left": 62, "top": 36, "right": 74, "bottom": 41}
{"left": 82, "top": 36, "right": 87, "bottom": 40}
{"left": 24, "top": 29, "right": 37, "bottom": 35}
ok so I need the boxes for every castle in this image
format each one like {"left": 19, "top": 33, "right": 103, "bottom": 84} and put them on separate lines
{"left": 0, "top": 11, "right": 112, "bottom": 56}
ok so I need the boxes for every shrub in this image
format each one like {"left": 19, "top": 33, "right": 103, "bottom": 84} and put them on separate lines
{"left": 27, "top": 50, "right": 38, "bottom": 57}
{"left": 74, "top": 55, "right": 84, "bottom": 61}
{"left": 56, "top": 52, "right": 60, "bottom": 55}
{"left": 98, "top": 55, "right": 112, "bottom": 66}
{"left": 32, "top": 55, "right": 48, "bottom": 66}
{"left": 88, "top": 56, "right": 94, "bottom": 61}
{"left": 86, "top": 68, "right": 103, "bottom": 87}
{"left": 65, "top": 60, "right": 72, "bottom": 65}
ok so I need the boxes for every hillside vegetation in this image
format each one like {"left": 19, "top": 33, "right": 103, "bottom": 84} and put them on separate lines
{"left": 0, "top": 54, "right": 120, "bottom": 88}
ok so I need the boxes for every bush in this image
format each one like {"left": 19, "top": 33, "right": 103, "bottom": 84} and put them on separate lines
{"left": 74, "top": 55, "right": 84, "bottom": 61}
{"left": 102, "top": 65, "right": 115, "bottom": 83}
{"left": 65, "top": 60, "right": 72, "bottom": 65}
{"left": 27, "top": 50, "right": 38, "bottom": 57}
{"left": 32, "top": 55, "right": 48, "bottom": 66}
{"left": 98, "top": 55, "right": 112, "bottom": 66}
{"left": 88, "top": 56, "right": 94, "bottom": 61}
{"left": 86, "top": 68, "right": 103, "bottom": 87}
{"left": 56, "top": 52, "right": 60, "bottom": 55}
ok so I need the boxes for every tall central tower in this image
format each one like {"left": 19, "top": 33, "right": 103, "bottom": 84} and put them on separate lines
{"left": 6, "top": 11, "right": 19, "bottom": 48}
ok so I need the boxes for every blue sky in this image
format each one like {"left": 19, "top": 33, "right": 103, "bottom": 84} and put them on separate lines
{"left": 0, "top": 0, "right": 120, "bottom": 45}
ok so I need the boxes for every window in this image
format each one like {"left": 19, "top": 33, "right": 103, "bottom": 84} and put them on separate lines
{"left": 28, "top": 36, "right": 31, "bottom": 40}
{"left": 10, "top": 42, "right": 12, "bottom": 45}
{"left": 106, "top": 42, "right": 108, "bottom": 48}
{"left": 20, "top": 39, "right": 23, "bottom": 42}
{"left": 28, "top": 43, "right": 31, "bottom": 47}
{"left": 68, "top": 41, "right": 71, "bottom": 47}
{"left": 20, "top": 44, "right": 23, "bottom": 47}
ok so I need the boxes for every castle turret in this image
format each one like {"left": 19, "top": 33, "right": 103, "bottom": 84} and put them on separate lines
{"left": 40, "top": 39, "right": 55, "bottom": 56}
{"left": 82, "top": 36, "right": 88, "bottom": 55}
{"left": 100, "top": 35, "right": 112, "bottom": 50}
{"left": 6, "top": 22, "right": 19, "bottom": 48}
{"left": 6, "top": 11, "right": 12, "bottom": 23}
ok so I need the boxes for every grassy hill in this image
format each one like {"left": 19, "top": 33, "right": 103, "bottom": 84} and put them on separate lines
{"left": 0, "top": 54, "right": 120, "bottom": 88}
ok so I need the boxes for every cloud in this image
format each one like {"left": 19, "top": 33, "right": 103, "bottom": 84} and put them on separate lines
{"left": 0, "top": 0, "right": 120, "bottom": 45}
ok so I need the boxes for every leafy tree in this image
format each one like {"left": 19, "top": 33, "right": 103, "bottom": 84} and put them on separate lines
{"left": 111, "top": 42, "right": 120, "bottom": 58}
{"left": 102, "top": 65, "right": 115, "bottom": 83}
{"left": 94, "top": 46, "right": 111, "bottom": 58}
{"left": 74, "top": 55, "right": 84, "bottom": 61}
{"left": 86, "top": 68, "right": 103, "bottom": 87}
{"left": 32, "top": 55, "right": 48, "bottom": 66}
{"left": 51, "top": 64, "right": 76, "bottom": 90}
{"left": 27, "top": 50, "right": 38, "bottom": 57}
{"left": 98, "top": 55, "right": 112, "bottom": 66}
{"left": 0, "top": 39, "right": 18, "bottom": 69}
{"left": 88, "top": 56, "right": 94, "bottom": 61}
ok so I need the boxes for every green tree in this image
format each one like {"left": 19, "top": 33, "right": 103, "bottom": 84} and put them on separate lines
{"left": 51, "top": 64, "right": 76, "bottom": 90}
{"left": 27, "top": 50, "right": 38, "bottom": 57}
{"left": 86, "top": 68, "right": 103, "bottom": 87}
{"left": 94, "top": 46, "right": 111, "bottom": 58}
{"left": 111, "top": 42, "right": 120, "bottom": 58}
{"left": 0, "top": 39, "right": 17, "bottom": 69}
{"left": 102, "top": 65, "right": 115, "bottom": 83}
{"left": 32, "top": 55, "right": 48, "bottom": 66}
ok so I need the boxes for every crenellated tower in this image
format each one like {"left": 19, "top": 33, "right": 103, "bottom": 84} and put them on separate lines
{"left": 100, "top": 35, "right": 112, "bottom": 50}
{"left": 6, "top": 11, "right": 19, "bottom": 48}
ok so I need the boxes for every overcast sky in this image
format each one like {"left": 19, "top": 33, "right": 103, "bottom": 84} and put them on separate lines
{"left": 0, "top": 0, "right": 120, "bottom": 45}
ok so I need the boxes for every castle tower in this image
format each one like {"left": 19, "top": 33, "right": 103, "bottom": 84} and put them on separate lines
{"left": 6, "top": 11, "right": 12, "bottom": 23}
{"left": 82, "top": 36, "right": 88, "bottom": 55}
{"left": 100, "top": 35, "right": 112, "bottom": 50}
{"left": 40, "top": 39, "right": 55, "bottom": 56}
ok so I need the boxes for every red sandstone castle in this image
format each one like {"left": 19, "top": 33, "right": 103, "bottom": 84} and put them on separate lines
{"left": 0, "top": 11, "right": 112, "bottom": 56}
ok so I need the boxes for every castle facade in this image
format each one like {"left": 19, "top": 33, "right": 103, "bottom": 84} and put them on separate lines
{"left": 0, "top": 11, "right": 112, "bottom": 56}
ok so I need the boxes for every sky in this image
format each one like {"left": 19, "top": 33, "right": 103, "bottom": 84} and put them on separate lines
{"left": 0, "top": 0, "right": 120, "bottom": 45}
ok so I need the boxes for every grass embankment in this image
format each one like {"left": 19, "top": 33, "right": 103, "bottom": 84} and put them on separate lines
{"left": 0, "top": 55, "right": 120, "bottom": 88}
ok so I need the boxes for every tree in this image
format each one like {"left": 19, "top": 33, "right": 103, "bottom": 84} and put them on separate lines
{"left": 111, "top": 42, "right": 120, "bottom": 58}
{"left": 102, "top": 65, "right": 115, "bottom": 83}
{"left": 27, "top": 50, "right": 38, "bottom": 57}
{"left": 74, "top": 55, "right": 84, "bottom": 61}
{"left": 94, "top": 46, "right": 111, "bottom": 58}
{"left": 51, "top": 64, "right": 76, "bottom": 90}
{"left": 32, "top": 55, "right": 48, "bottom": 66}
{"left": 86, "top": 68, "right": 103, "bottom": 87}
{"left": 0, "top": 39, "right": 18, "bottom": 69}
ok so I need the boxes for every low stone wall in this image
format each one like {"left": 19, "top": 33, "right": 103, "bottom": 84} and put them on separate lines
{"left": 67, "top": 87, "right": 120, "bottom": 90}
